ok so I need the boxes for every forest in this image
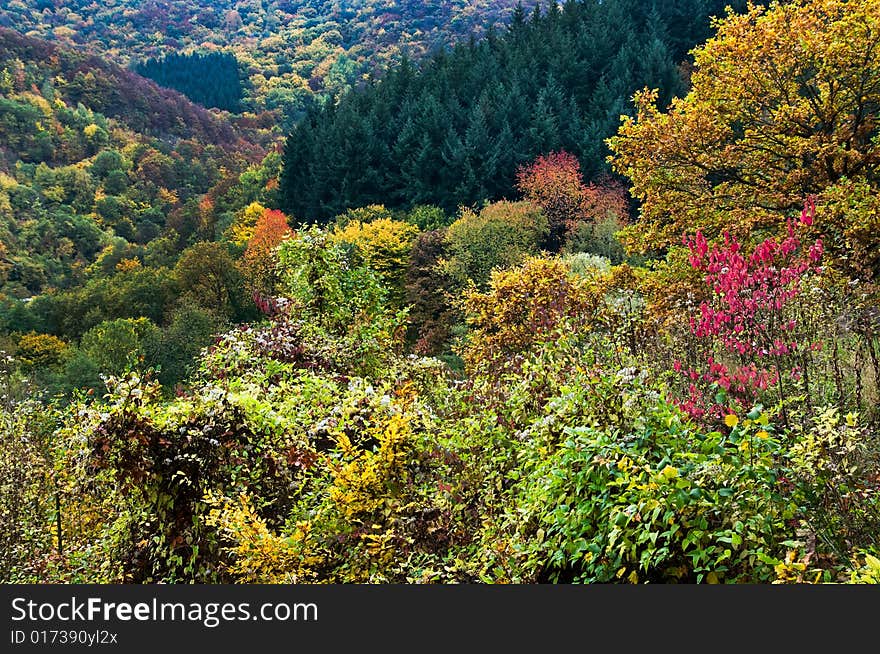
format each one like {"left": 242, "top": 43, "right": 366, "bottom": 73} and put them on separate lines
{"left": 135, "top": 51, "right": 245, "bottom": 113}
{"left": 1, "top": 0, "right": 879, "bottom": 585}
{"left": 1, "top": 0, "right": 539, "bottom": 127}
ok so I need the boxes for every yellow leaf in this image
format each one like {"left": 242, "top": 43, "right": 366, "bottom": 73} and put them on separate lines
{"left": 660, "top": 465, "right": 679, "bottom": 480}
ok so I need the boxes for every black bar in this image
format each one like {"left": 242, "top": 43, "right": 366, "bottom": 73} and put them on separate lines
{"left": 1, "top": 584, "right": 875, "bottom": 653}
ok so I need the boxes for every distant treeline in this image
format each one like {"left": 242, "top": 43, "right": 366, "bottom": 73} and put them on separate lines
{"left": 135, "top": 50, "right": 244, "bottom": 112}
{"left": 281, "top": 0, "right": 751, "bottom": 222}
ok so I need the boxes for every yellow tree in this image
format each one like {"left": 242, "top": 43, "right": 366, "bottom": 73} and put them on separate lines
{"left": 330, "top": 216, "right": 418, "bottom": 306}
{"left": 441, "top": 200, "right": 549, "bottom": 289}
{"left": 608, "top": 0, "right": 880, "bottom": 284}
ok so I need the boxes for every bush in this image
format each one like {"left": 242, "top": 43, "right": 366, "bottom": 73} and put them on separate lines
{"left": 441, "top": 201, "right": 548, "bottom": 289}
{"left": 330, "top": 216, "right": 418, "bottom": 306}
{"left": 484, "top": 367, "right": 793, "bottom": 583}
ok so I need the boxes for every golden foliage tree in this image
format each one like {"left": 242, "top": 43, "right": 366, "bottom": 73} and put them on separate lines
{"left": 461, "top": 256, "right": 611, "bottom": 375}
{"left": 225, "top": 201, "right": 268, "bottom": 247}
{"left": 441, "top": 200, "right": 549, "bottom": 289}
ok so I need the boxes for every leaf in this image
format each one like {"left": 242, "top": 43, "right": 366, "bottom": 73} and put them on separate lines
{"left": 660, "top": 464, "right": 679, "bottom": 480}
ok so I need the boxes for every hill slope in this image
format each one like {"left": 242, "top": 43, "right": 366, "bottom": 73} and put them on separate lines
{"left": 0, "top": 28, "right": 270, "bottom": 301}
{"left": 1, "top": 0, "right": 536, "bottom": 123}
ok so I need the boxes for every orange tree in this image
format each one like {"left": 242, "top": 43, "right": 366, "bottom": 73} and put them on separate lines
{"left": 608, "top": 0, "right": 880, "bottom": 287}
{"left": 239, "top": 208, "right": 293, "bottom": 298}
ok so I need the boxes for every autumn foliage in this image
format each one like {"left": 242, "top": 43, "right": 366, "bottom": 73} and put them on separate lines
{"left": 609, "top": 0, "right": 880, "bottom": 263}
{"left": 516, "top": 152, "right": 587, "bottom": 249}
{"left": 4, "top": 0, "right": 880, "bottom": 588}
{"left": 462, "top": 256, "right": 610, "bottom": 375}
{"left": 240, "top": 209, "right": 293, "bottom": 298}
{"left": 516, "top": 151, "right": 629, "bottom": 251}
{"left": 675, "top": 202, "right": 824, "bottom": 424}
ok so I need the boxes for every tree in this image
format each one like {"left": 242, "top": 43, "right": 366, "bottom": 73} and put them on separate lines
{"left": 0, "top": 241, "right": 9, "bottom": 287}
{"left": 442, "top": 200, "right": 549, "bottom": 289}
{"left": 404, "top": 205, "right": 452, "bottom": 232}
{"left": 239, "top": 209, "right": 293, "bottom": 298}
{"left": 16, "top": 332, "right": 68, "bottom": 368}
{"left": 79, "top": 317, "right": 161, "bottom": 377}
{"left": 330, "top": 215, "right": 418, "bottom": 307}
{"left": 174, "top": 242, "right": 242, "bottom": 320}
{"left": 276, "top": 226, "right": 396, "bottom": 347}
{"left": 608, "top": 0, "right": 880, "bottom": 277}
{"left": 225, "top": 202, "right": 268, "bottom": 247}
{"left": 405, "top": 230, "right": 456, "bottom": 355}
{"left": 675, "top": 208, "right": 824, "bottom": 426}
{"left": 462, "top": 256, "right": 611, "bottom": 374}
{"left": 90, "top": 149, "right": 125, "bottom": 178}
{"left": 563, "top": 177, "right": 631, "bottom": 263}
{"left": 516, "top": 151, "right": 589, "bottom": 250}
{"left": 333, "top": 205, "right": 394, "bottom": 229}
{"left": 156, "top": 303, "right": 222, "bottom": 388}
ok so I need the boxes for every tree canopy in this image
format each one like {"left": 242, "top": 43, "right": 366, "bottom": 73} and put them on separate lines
{"left": 609, "top": 0, "right": 880, "bottom": 274}
{"left": 280, "top": 1, "right": 749, "bottom": 222}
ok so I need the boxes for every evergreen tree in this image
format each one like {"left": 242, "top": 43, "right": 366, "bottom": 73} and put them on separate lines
{"left": 280, "top": 0, "right": 753, "bottom": 223}
{"left": 135, "top": 51, "right": 244, "bottom": 112}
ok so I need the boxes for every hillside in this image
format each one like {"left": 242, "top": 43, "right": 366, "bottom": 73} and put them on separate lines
{"left": 0, "top": 28, "right": 267, "bottom": 148}
{"left": 1, "top": 0, "right": 537, "bottom": 124}
{"left": 279, "top": 0, "right": 749, "bottom": 220}
{"left": 0, "top": 29, "right": 280, "bottom": 391}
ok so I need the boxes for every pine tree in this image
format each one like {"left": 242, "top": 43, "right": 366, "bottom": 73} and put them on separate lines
{"left": 279, "top": 0, "right": 752, "bottom": 222}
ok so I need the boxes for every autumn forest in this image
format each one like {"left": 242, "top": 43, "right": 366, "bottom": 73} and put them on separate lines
{"left": 1, "top": 0, "right": 879, "bottom": 585}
